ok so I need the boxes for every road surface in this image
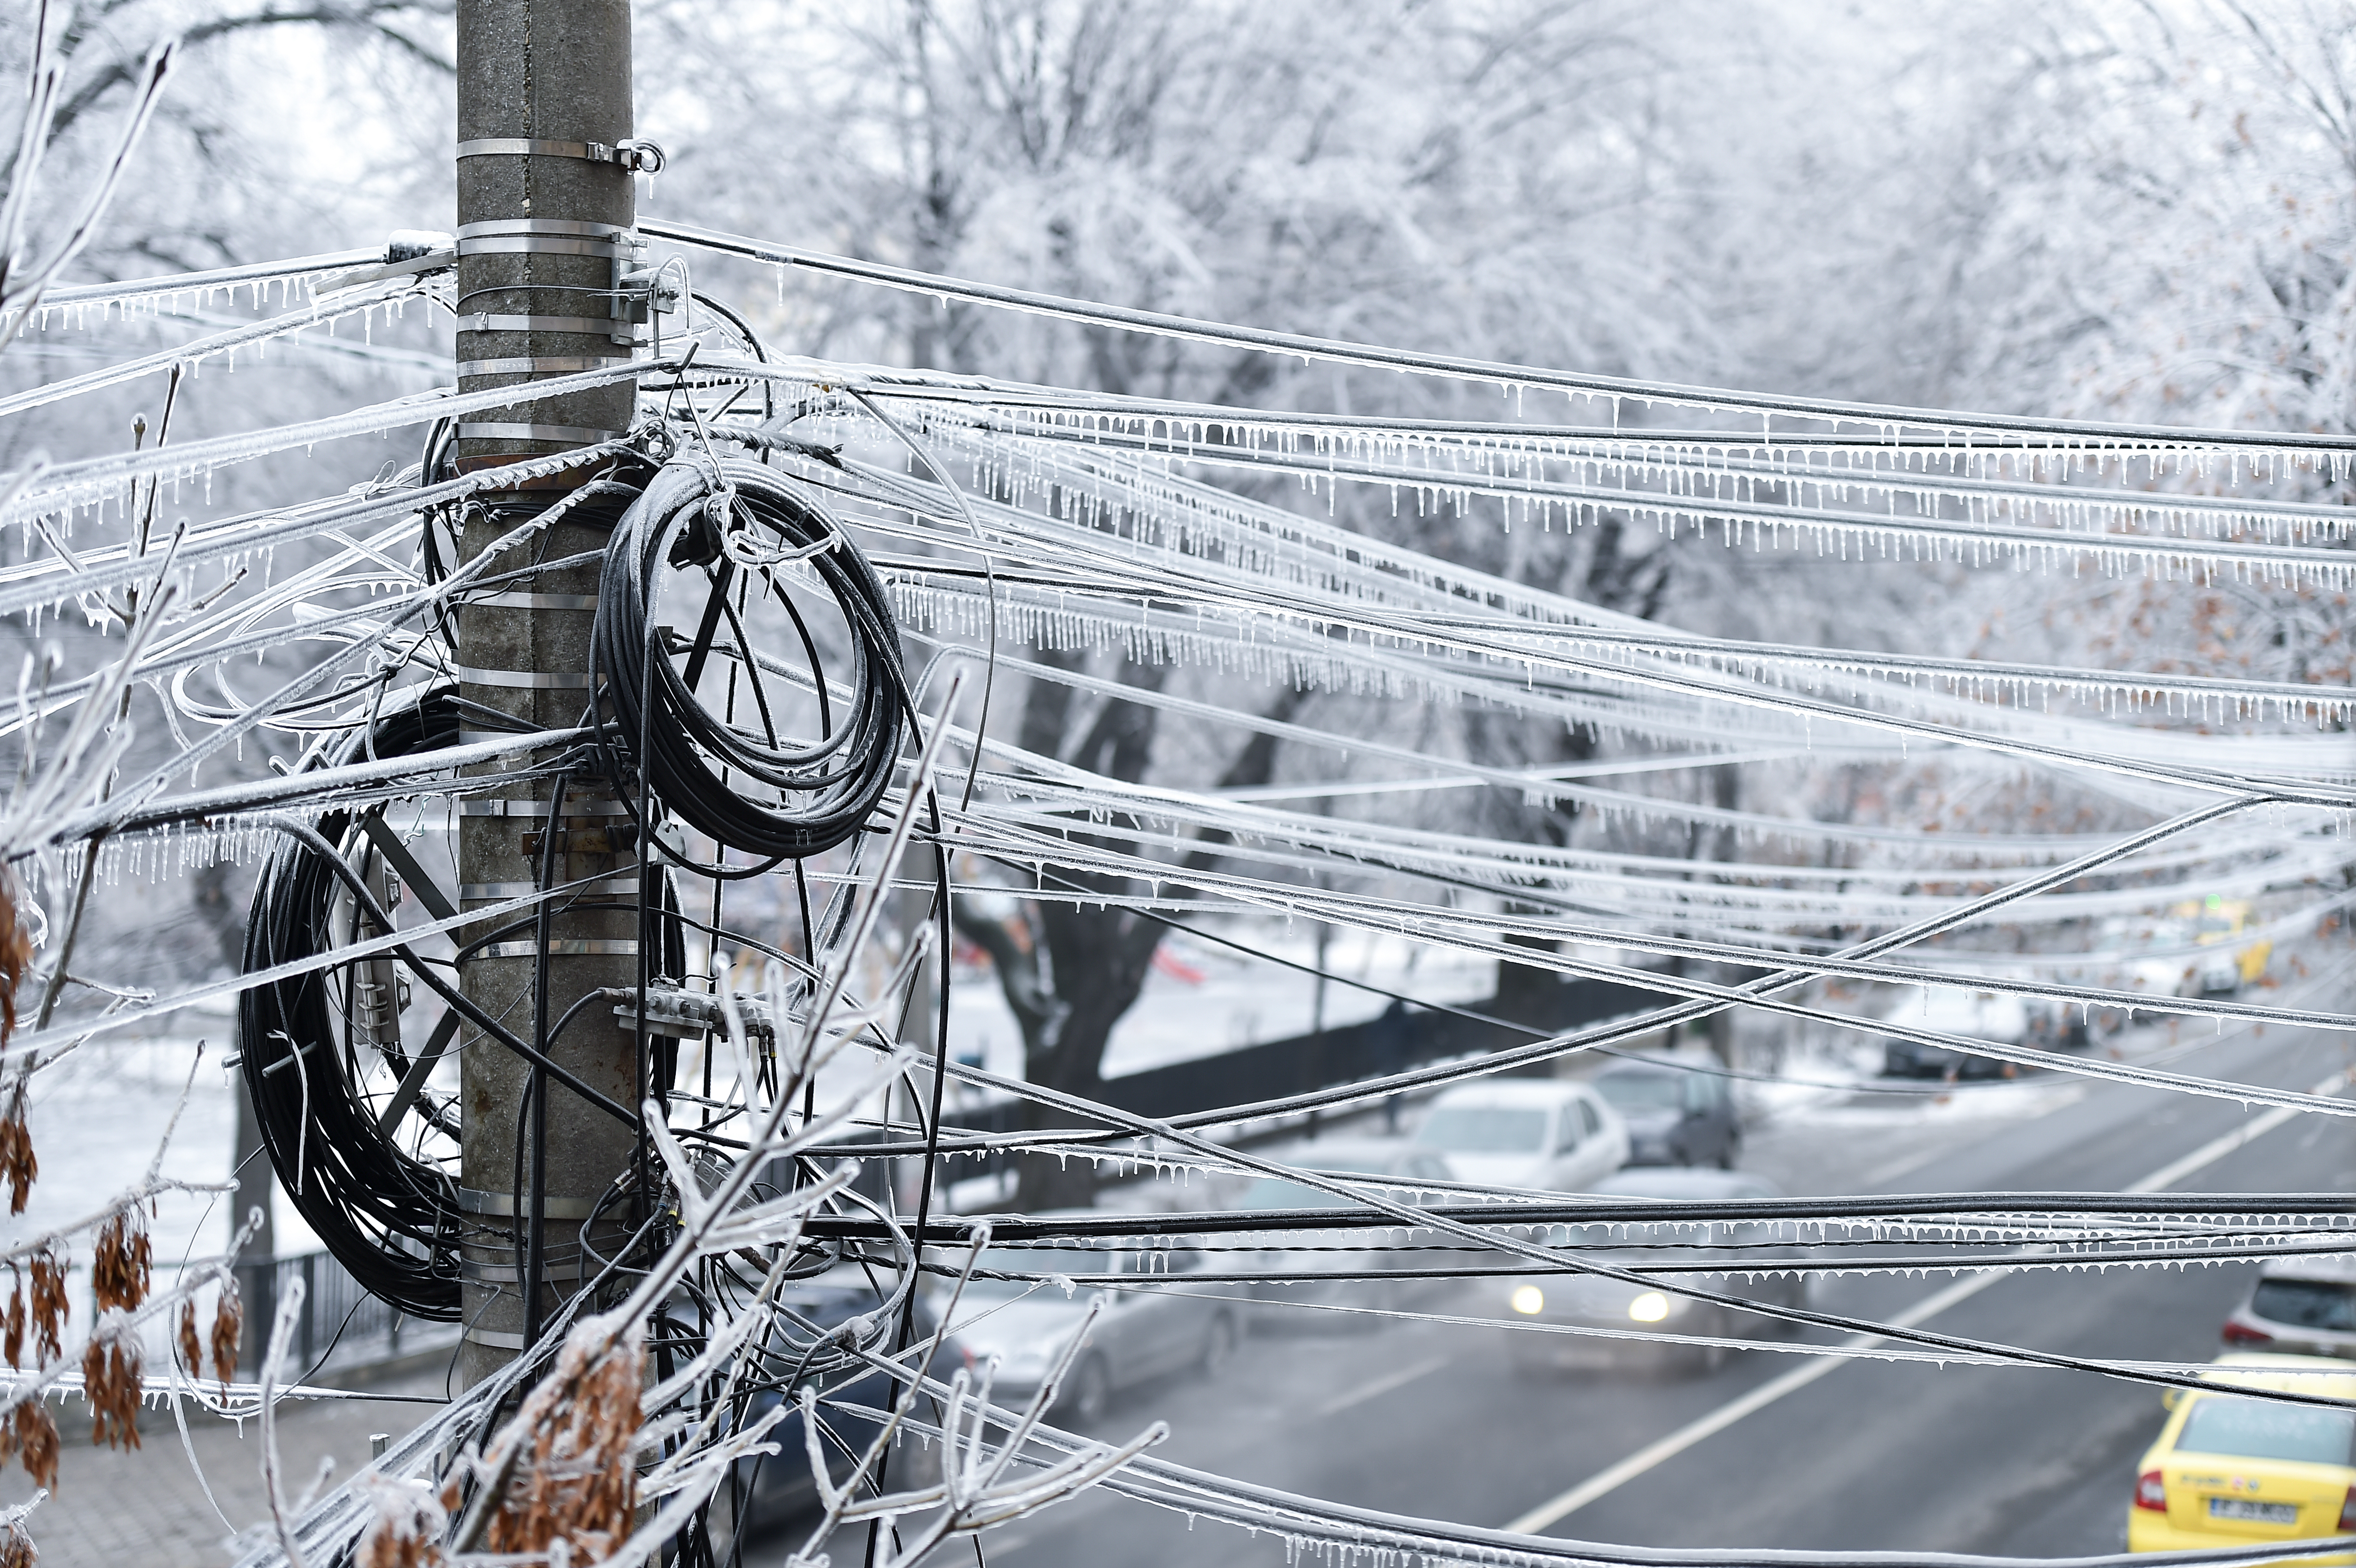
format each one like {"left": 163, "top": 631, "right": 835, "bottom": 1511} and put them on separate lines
{"left": 786, "top": 1024, "right": 2356, "bottom": 1568}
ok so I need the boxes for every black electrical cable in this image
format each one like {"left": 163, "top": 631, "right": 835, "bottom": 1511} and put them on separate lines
{"left": 593, "top": 455, "right": 907, "bottom": 864}
{"left": 523, "top": 770, "right": 570, "bottom": 1350}
{"left": 239, "top": 689, "right": 473, "bottom": 1319}
{"left": 239, "top": 684, "right": 694, "bottom": 1318}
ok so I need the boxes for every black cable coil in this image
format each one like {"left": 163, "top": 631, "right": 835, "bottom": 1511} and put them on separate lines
{"left": 593, "top": 455, "right": 908, "bottom": 863}
{"left": 240, "top": 691, "right": 472, "bottom": 1318}
{"left": 239, "top": 687, "right": 690, "bottom": 1319}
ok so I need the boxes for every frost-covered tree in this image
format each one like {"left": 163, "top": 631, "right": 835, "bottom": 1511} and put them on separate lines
{"left": 0, "top": 0, "right": 456, "bottom": 998}
{"left": 641, "top": 0, "right": 1808, "bottom": 1205}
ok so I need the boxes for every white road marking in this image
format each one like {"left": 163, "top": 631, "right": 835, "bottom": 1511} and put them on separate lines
{"left": 1501, "top": 1067, "right": 2352, "bottom": 1537}
{"left": 2122, "top": 1077, "right": 2343, "bottom": 1194}
{"left": 1311, "top": 1352, "right": 1451, "bottom": 1419}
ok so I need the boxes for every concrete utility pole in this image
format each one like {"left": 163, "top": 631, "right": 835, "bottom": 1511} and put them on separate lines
{"left": 452, "top": 0, "right": 642, "bottom": 1387}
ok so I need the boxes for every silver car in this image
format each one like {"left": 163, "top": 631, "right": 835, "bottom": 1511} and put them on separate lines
{"left": 939, "top": 1229, "right": 1239, "bottom": 1424}
{"left": 1592, "top": 1056, "right": 1742, "bottom": 1168}
{"left": 1494, "top": 1167, "right": 1809, "bottom": 1374}
{"left": 1226, "top": 1138, "right": 1459, "bottom": 1329}
{"left": 2222, "top": 1256, "right": 2356, "bottom": 1358}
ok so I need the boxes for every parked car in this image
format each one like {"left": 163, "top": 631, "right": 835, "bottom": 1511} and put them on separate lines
{"left": 732, "top": 1271, "right": 947, "bottom": 1537}
{"left": 2223, "top": 1257, "right": 2356, "bottom": 1359}
{"left": 1495, "top": 1167, "right": 1808, "bottom": 1375}
{"left": 938, "top": 1220, "right": 1238, "bottom": 1425}
{"left": 1880, "top": 990, "right": 2030, "bottom": 1079}
{"left": 2022, "top": 996, "right": 2093, "bottom": 1052}
{"left": 2127, "top": 1353, "right": 2356, "bottom": 1555}
{"left": 1226, "top": 1138, "right": 1458, "bottom": 1327}
{"left": 1409, "top": 1079, "right": 1628, "bottom": 1194}
{"left": 1591, "top": 1056, "right": 1741, "bottom": 1168}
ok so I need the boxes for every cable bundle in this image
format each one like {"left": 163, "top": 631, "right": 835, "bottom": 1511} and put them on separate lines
{"left": 593, "top": 455, "right": 908, "bottom": 863}
{"left": 239, "top": 691, "right": 470, "bottom": 1320}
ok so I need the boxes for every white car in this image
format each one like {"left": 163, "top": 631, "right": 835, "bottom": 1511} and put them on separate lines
{"left": 1409, "top": 1079, "right": 1629, "bottom": 1194}
{"left": 1881, "top": 989, "right": 2031, "bottom": 1079}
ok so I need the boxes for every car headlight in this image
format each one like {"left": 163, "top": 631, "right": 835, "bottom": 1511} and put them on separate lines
{"left": 1628, "top": 1290, "right": 1671, "bottom": 1322}
{"left": 1510, "top": 1285, "right": 1545, "bottom": 1316}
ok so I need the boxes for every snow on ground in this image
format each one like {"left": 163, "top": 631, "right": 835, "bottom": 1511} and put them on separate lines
{"left": 945, "top": 920, "right": 1502, "bottom": 1082}
{"left": 2, "top": 1017, "right": 269, "bottom": 1361}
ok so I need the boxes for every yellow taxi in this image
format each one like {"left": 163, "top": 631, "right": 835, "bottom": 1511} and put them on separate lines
{"left": 2129, "top": 1353, "right": 2356, "bottom": 1562}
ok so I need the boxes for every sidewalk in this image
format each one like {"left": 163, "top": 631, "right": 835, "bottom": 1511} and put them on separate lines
{"left": 4, "top": 1361, "right": 453, "bottom": 1568}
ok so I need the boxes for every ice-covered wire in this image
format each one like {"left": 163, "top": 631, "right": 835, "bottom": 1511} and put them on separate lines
{"left": 641, "top": 219, "right": 2356, "bottom": 455}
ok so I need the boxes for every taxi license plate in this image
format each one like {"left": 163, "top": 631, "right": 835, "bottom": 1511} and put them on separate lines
{"left": 2208, "top": 1498, "right": 2299, "bottom": 1525}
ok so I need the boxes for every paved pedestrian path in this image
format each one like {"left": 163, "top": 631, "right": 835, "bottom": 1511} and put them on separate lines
{"left": 1, "top": 1365, "right": 452, "bottom": 1567}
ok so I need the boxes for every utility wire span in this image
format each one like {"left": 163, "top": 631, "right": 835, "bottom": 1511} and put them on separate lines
{"left": 642, "top": 217, "right": 2356, "bottom": 453}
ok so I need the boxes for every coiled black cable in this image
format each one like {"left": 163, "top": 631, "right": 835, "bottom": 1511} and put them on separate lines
{"left": 239, "top": 687, "right": 692, "bottom": 1320}
{"left": 593, "top": 455, "right": 907, "bottom": 862}
{"left": 239, "top": 690, "right": 472, "bottom": 1318}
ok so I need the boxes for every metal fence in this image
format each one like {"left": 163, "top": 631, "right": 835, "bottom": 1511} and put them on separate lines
{"left": 233, "top": 1247, "right": 452, "bottom": 1380}
{"left": 903, "top": 972, "right": 1680, "bottom": 1187}
{"left": 240, "top": 974, "right": 1672, "bottom": 1367}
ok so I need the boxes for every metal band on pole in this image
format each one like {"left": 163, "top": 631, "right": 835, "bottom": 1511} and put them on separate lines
{"left": 452, "top": 0, "right": 643, "bottom": 1388}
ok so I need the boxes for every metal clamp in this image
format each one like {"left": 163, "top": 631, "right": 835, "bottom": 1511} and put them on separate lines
{"left": 461, "top": 1257, "right": 585, "bottom": 1285}
{"left": 455, "top": 218, "right": 638, "bottom": 261}
{"left": 456, "top": 356, "right": 635, "bottom": 378}
{"left": 458, "top": 1187, "right": 601, "bottom": 1220}
{"left": 455, "top": 728, "right": 582, "bottom": 749}
{"left": 615, "top": 982, "right": 780, "bottom": 1044}
{"left": 459, "top": 798, "right": 632, "bottom": 817}
{"left": 457, "top": 218, "right": 635, "bottom": 242}
{"left": 451, "top": 664, "right": 596, "bottom": 690}
{"left": 462, "top": 1326, "right": 530, "bottom": 1351}
{"left": 468, "top": 591, "right": 600, "bottom": 611}
{"left": 463, "top": 879, "right": 640, "bottom": 898}
{"left": 457, "top": 235, "right": 628, "bottom": 259}
{"left": 452, "top": 422, "right": 629, "bottom": 444}
{"left": 478, "top": 939, "right": 640, "bottom": 959}
{"left": 455, "top": 138, "right": 666, "bottom": 174}
{"left": 459, "top": 313, "right": 638, "bottom": 337}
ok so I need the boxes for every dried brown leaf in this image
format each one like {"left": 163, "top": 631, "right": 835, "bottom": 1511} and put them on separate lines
{"left": 0, "top": 1088, "right": 37, "bottom": 1219}
{"left": 175, "top": 1300, "right": 200, "bottom": 1379}
{"left": 27, "top": 1252, "right": 64, "bottom": 1367}
{"left": 483, "top": 1328, "right": 644, "bottom": 1560}
{"left": 209, "top": 1282, "right": 241, "bottom": 1383}
{"left": 0, "top": 867, "right": 32, "bottom": 1052}
{"left": 356, "top": 1474, "right": 448, "bottom": 1568}
{"left": 14, "top": 1404, "right": 56, "bottom": 1490}
{"left": 90, "top": 1211, "right": 149, "bottom": 1315}
{"left": 81, "top": 1328, "right": 141, "bottom": 1452}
